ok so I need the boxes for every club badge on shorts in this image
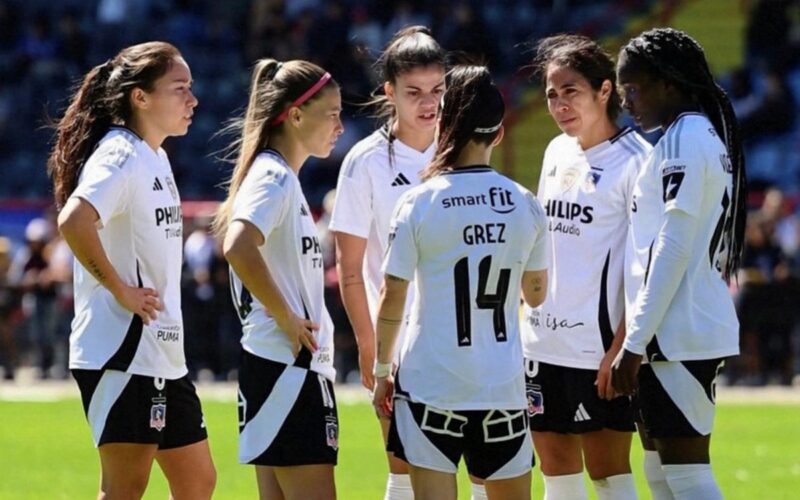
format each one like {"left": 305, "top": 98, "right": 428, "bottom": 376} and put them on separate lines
{"left": 526, "top": 384, "right": 544, "bottom": 417}
{"left": 150, "top": 396, "right": 167, "bottom": 431}
{"left": 325, "top": 416, "right": 338, "bottom": 450}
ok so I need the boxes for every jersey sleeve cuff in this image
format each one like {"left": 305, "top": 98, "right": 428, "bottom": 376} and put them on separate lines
{"left": 381, "top": 264, "right": 413, "bottom": 283}
{"left": 622, "top": 337, "right": 647, "bottom": 356}
{"left": 328, "top": 220, "right": 370, "bottom": 239}
{"left": 71, "top": 194, "right": 110, "bottom": 228}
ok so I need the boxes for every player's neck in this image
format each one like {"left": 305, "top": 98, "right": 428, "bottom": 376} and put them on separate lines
{"left": 267, "top": 133, "right": 308, "bottom": 173}
{"left": 453, "top": 143, "right": 492, "bottom": 168}
{"left": 125, "top": 117, "right": 164, "bottom": 153}
{"left": 391, "top": 120, "right": 434, "bottom": 153}
{"left": 577, "top": 120, "right": 619, "bottom": 150}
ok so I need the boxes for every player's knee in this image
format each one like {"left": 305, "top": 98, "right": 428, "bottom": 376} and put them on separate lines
{"left": 537, "top": 445, "right": 582, "bottom": 475}
{"left": 198, "top": 464, "right": 217, "bottom": 497}
{"left": 584, "top": 451, "right": 630, "bottom": 480}
{"left": 102, "top": 476, "right": 149, "bottom": 500}
{"left": 186, "top": 463, "right": 217, "bottom": 499}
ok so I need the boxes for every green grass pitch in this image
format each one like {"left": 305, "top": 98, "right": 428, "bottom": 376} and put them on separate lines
{"left": 0, "top": 399, "right": 798, "bottom": 499}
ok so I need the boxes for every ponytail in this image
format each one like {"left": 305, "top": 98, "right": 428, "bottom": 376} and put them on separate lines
{"left": 48, "top": 60, "right": 115, "bottom": 208}
{"left": 213, "top": 59, "right": 337, "bottom": 238}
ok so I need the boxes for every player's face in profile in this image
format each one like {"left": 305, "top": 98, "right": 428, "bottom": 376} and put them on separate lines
{"left": 138, "top": 57, "right": 198, "bottom": 138}
{"left": 617, "top": 55, "right": 668, "bottom": 133}
{"left": 296, "top": 86, "right": 344, "bottom": 159}
{"left": 386, "top": 65, "right": 446, "bottom": 133}
{"left": 545, "top": 63, "right": 610, "bottom": 139}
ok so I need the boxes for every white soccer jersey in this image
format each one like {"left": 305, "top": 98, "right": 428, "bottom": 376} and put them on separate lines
{"left": 522, "top": 129, "right": 651, "bottom": 369}
{"left": 229, "top": 150, "right": 335, "bottom": 381}
{"left": 329, "top": 127, "right": 433, "bottom": 355}
{"left": 625, "top": 113, "right": 739, "bottom": 361}
{"left": 384, "top": 166, "right": 548, "bottom": 410}
{"left": 69, "top": 127, "right": 187, "bottom": 379}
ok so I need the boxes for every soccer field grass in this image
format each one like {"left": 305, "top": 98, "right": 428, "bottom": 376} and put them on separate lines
{"left": 0, "top": 398, "right": 798, "bottom": 499}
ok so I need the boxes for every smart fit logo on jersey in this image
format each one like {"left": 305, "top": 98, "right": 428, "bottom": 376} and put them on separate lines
{"left": 441, "top": 186, "right": 516, "bottom": 214}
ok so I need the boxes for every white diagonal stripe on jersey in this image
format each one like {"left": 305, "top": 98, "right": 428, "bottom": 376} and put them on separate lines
{"left": 238, "top": 365, "right": 306, "bottom": 463}
{"left": 651, "top": 362, "right": 716, "bottom": 435}
{"left": 87, "top": 370, "right": 132, "bottom": 446}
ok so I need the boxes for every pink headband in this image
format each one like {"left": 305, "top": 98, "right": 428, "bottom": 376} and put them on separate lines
{"left": 271, "top": 72, "right": 332, "bottom": 126}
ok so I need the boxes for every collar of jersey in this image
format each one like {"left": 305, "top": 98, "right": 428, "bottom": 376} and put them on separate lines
{"left": 106, "top": 125, "right": 162, "bottom": 159}
{"left": 441, "top": 165, "right": 493, "bottom": 175}
{"left": 260, "top": 148, "right": 293, "bottom": 172}
{"left": 664, "top": 111, "right": 706, "bottom": 135}
{"left": 581, "top": 128, "right": 628, "bottom": 161}
{"left": 380, "top": 125, "right": 435, "bottom": 159}
{"left": 109, "top": 125, "right": 144, "bottom": 141}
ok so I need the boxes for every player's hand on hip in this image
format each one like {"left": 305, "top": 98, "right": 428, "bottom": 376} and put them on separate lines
{"left": 114, "top": 285, "right": 162, "bottom": 325}
{"left": 279, "top": 314, "right": 319, "bottom": 357}
{"left": 372, "top": 376, "right": 394, "bottom": 419}
{"left": 611, "top": 349, "right": 643, "bottom": 396}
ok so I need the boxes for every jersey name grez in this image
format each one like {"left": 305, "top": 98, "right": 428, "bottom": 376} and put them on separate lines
{"left": 441, "top": 186, "right": 515, "bottom": 246}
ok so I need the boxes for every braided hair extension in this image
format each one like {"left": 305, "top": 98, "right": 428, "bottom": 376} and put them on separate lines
{"left": 621, "top": 28, "right": 747, "bottom": 282}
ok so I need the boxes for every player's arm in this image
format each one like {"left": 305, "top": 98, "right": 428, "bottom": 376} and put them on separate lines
{"left": 598, "top": 319, "right": 625, "bottom": 399}
{"left": 58, "top": 197, "right": 162, "bottom": 324}
{"left": 334, "top": 231, "right": 376, "bottom": 390}
{"left": 223, "top": 219, "right": 318, "bottom": 355}
{"left": 613, "top": 209, "right": 699, "bottom": 394}
{"left": 521, "top": 269, "right": 547, "bottom": 307}
{"left": 372, "top": 274, "right": 409, "bottom": 418}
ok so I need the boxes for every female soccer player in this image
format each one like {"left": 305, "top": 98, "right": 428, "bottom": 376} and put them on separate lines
{"left": 521, "top": 34, "right": 650, "bottom": 500}
{"left": 49, "top": 42, "right": 216, "bottom": 499}
{"left": 613, "top": 28, "right": 747, "bottom": 500}
{"left": 330, "top": 25, "right": 446, "bottom": 500}
{"left": 214, "top": 58, "right": 343, "bottom": 500}
{"left": 373, "top": 65, "right": 549, "bottom": 500}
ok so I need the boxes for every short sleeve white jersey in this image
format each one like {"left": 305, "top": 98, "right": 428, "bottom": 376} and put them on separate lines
{"left": 625, "top": 113, "right": 739, "bottom": 361}
{"left": 329, "top": 127, "right": 434, "bottom": 356}
{"left": 229, "top": 150, "right": 335, "bottom": 380}
{"left": 521, "top": 129, "right": 650, "bottom": 369}
{"left": 69, "top": 127, "right": 187, "bottom": 379}
{"left": 383, "top": 166, "right": 548, "bottom": 410}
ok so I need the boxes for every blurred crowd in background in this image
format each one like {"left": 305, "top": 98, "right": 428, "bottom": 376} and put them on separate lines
{"left": 0, "top": 0, "right": 799, "bottom": 386}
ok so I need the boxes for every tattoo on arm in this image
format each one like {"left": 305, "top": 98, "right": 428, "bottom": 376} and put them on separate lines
{"left": 87, "top": 259, "right": 107, "bottom": 284}
{"left": 342, "top": 273, "right": 364, "bottom": 287}
{"left": 377, "top": 316, "right": 402, "bottom": 326}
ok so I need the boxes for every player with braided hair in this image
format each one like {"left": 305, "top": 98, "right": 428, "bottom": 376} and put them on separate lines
{"left": 613, "top": 28, "right": 747, "bottom": 500}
